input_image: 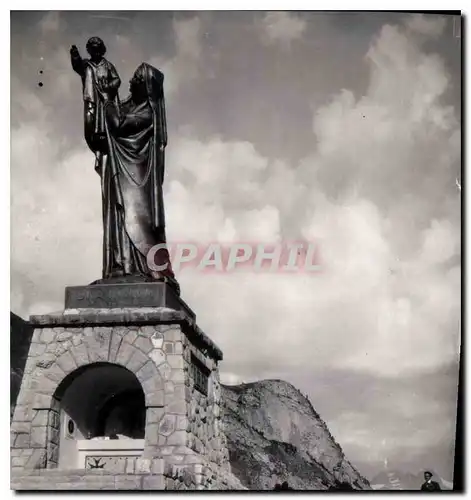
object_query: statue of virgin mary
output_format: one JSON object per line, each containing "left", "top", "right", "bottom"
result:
{"left": 97, "top": 62, "right": 179, "bottom": 294}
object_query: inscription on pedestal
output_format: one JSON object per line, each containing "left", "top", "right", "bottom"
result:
{"left": 65, "top": 283, "right": 195, "bottom": 319}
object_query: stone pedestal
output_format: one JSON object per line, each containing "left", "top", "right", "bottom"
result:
{"left": 65, "top": 282, "right": 195, "bottom": 319}
{"left": 10, "top": 285, "right": 245, "bottom": 490}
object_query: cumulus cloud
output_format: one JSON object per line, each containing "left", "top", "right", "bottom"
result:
{"left": 10, "top": 12, "right": 460, "bottom": 479}
{"left": 405, "top": 13, "right": 447, "bottom": 38}
{"left": 260, "top": 12, "right": 307, "bottom": 48}
{"left": 39, "top": 11, "right": 64, "bottom": 35}
{"left": 149, "top": 16, "right": 205, "bottom": 98}
{"left": 158, "top": 19, "right": 460, "bottom": 379}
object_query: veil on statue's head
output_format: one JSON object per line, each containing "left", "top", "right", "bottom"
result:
{"left": 131, "top": 62, "right": 167, "bottom": 185}
{"left": 133, "top": 62, "right": 164, "bottom": 104}
{"left": 132, "top": 62, "right": 167, "bottom": 148}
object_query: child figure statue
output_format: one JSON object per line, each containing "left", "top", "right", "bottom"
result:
{"left": 70, "top": 37, "right": 121, "bottom": 173}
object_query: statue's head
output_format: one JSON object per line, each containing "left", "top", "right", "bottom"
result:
{"left": 424, "top": 471, "right": 433, "bottom": 481}
{"left": 129, "top": 70, "right": 146, "bottom": 100}
{"left": 130, "top": 63, "right": 164, "bottom": 102}
{"left": 86, "top": 37, "right": 106, "bottom": 60}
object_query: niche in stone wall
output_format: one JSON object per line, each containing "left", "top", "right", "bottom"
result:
{"left": 54, "top": 362, "right": 146, "bottom": 469}
{"left": 57, "top": 362, "right": 146, "bottom": 439}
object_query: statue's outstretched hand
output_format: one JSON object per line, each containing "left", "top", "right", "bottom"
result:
{"left": 70, "top": 45, "right": 80, "bottom": 56}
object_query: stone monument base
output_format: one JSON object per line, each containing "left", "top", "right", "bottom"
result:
{"left": 10, "top": 305, "right": 244, "bottom": 490}
{"left": 65, "top": 282, "right": 195, "bottom": 319}
{"left": 11, "top": 458, "right": 245, "bottom": 490}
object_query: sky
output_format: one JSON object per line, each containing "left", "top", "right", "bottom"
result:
{"left": 10, "top": 11, "right": 461, "bottom": 481}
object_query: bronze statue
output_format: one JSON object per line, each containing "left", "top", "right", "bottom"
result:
{"left": 70, "top": 41, "right": 179, "bottom": 293}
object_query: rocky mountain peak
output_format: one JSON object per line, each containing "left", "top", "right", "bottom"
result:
{"left": 222, "top": 379, "right": 370, "bottom": 490}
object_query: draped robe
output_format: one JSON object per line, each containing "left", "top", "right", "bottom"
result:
{"left": 101, "top": 64, "right": 175, "bottom": 285}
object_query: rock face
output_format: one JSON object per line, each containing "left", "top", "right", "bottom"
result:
{"left": 10, "top": 312, "right": 34, "bottom": 418}
{"left": 222, "top": 380, "right": 370, "bottom": 490}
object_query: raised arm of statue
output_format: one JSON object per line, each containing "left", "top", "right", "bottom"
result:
{"left": 70, "top": 45, "right": 85, "bottom": 77}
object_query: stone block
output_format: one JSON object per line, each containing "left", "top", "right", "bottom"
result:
{"left": 113, "top": 326, "right": 129, "bottom": 336}
{"left": 12, "top": 432, "right": 30, "bottom": 448}
{"left": 27, "top": 449, "right": 47, "bottom": 469}
{"left": 167, "top": 430, "right": 187, "bottom": 446}
{"left": 183, "top": 454, "right": 204, "bottom": 465}
{"left": 125, "top": 458, "right": 135, "bottom": 474}
{"left": 34, "top": 376, "right": 56, "bottom": 394}
{"left": 30, "top": 343, "right": 47, "bottom": 357}
{"left": 44, "top": 365, "right": 65, "bottom": 384}
{"left": 115, "top": 342, "right": 135, "bottom": 367}
{"left": 174, "top": 342, "right": 183, "bottom": 355}
{"left": 170, "top": 368, "right": 185, "bottom": 384}
{"left": 135, "top": 458, "right": 152, "bottom": 474}
{"left": 158, "top": 362, "right": 172, "bottom": 380}
{"left": 167, "top": 354, "right": 184, "bottom": 370}
{"left": 139, "top": 325, "right": 157, "bottom": 336}
{"left": 159, "top": 414, "right": 176, "bottom": 436}
{"left": 134, "top": 336, "right": 154, "bottom": 356}
{"left": 30, "top": 426, "right": 47, "bottom": 448}
{"left": 136, "top": 360, "right": 157, "bottom": 383}
{"left": 124, "top": 329, "right": 138, "bottom": 345}
{"left": 145, "top": 423, "right": 159, "bottom": 446}
{"left": 150, "top": 332, "right": 164, "bottom": 349}
{"left": 94, "top": 326, "right": 113, "bottom": 341}
{"left": 11, "top": 455, "right": 30, "bottom": 468}
{"left": 159, "top": 446, "right": 174, "bottom": 456}
{"left": 108, "top": 334, "right": 123, "bottom": 362}
{"left": 56, "top": 330, "right": 73, "bottom": 342}
{"left": 56, "top": 350, "right": 77, "bottom": 375}
{"left": 70, "top": 343, "right": 90, "bottom": 366}
{"left": 146, "top": 407, "right": 165, "bottom": 424}
{"left": 115, "top": 476, "right": 142, "bottom": 490}
{"left": 31, "top": 410, "right": 49, "bottom": 427}
{"left": 152, "top": 459, "right": 165, "bottom": 475}
{"left": 166, "top": 400, "right": 187, "bottom": 415}
{"left": 168, "top": 454, "right": 185, "bottom": 463}
{"left": 141, "top": 375, "right": 164, "bottom": 394}
{"left": 146, "top": 390, "right": 165, "bottom": 407}
{"left": 39, "top": 328, "right": 56, "bottom": 344}
{"left": 11, "top": 421, "right": 31, "bottom": 433}
{"left": 149, "top": 348, "right": 166, "bottom": 367}
{"left": 35, "top": 355, "right": 55, "bottom": 369}
{"left": 176, "top": 415, "right": 189, "bottom": 431}
{"left": 82, "top": 326, "right": 94, "bottom": 337}
{"left": 72, "top": 335, "right": 82, "bottom": 346}
{"left": 32, "top": 393, "right": 52, "bottom": 410}
{"left": 164, "top": 328, "right": 182, "bottom": 342}
{"left": 164, "top": 381, "right": 175, "bottom": 394}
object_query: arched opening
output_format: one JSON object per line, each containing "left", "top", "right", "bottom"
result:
{"left": 52, "top": 362, "right": 147, "bottom": 470}
{"left": 55, "top": 362, "right": 146, "bottom": 439}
